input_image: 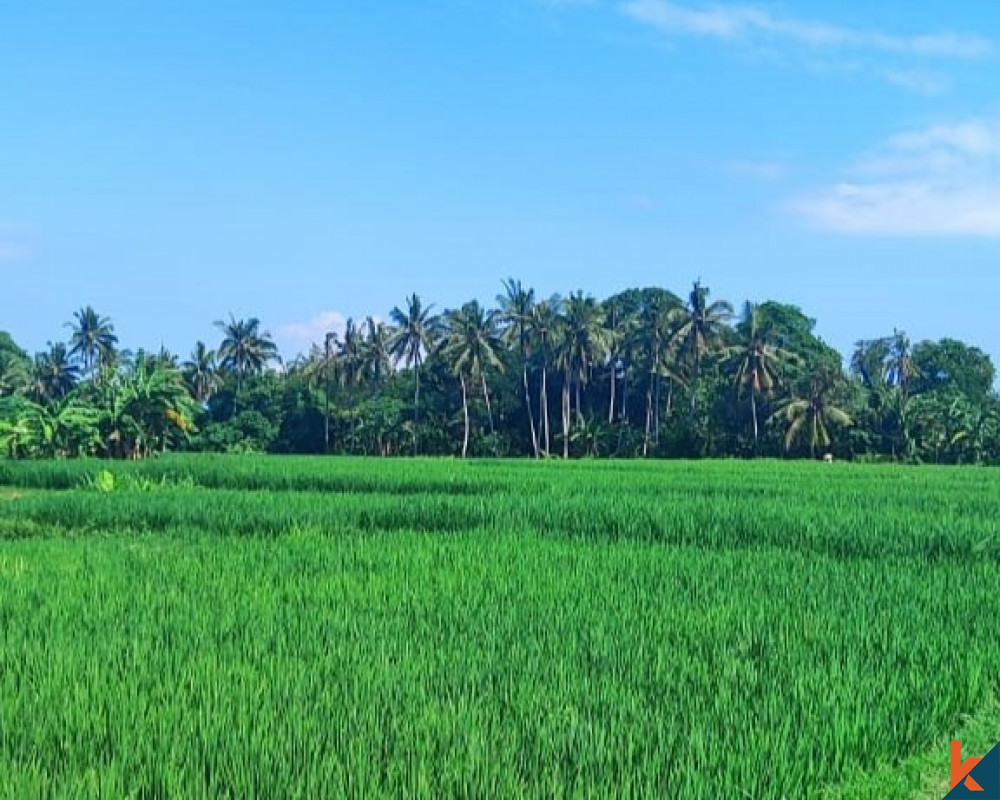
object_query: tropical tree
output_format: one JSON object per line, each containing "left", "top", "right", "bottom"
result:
{"left": 526, "top": 297, "right": 562, "bottom": 456}
{"left": 30, "top": 343, "right": 80, "bottom": 403}
{"left": 771, "top": 367, "right": 852, "bottom": 457}
{"left": 388, "top": 294, "right": 440, "bottom": 454}
{"left": 215, "top": 315, "right": 280, "bottom": 390}
{"left": 723, "top": 302, "right": 801, "bottom": 445}
{"left": 0, "top": 350, "right": 29, "bottom": 398}
{"left": 497, "top": 278, "right": 539, "bottom": 457}
{"left": 439, "top": 301, "right": 504, "bottom": 457}
{"left": 633, "top": 296, "right": 687, "bottom": 456}
{"left": 668, "top": 281, "right": 733, "bottom": 415}
{"left": 183, "top": 341, "right": 221, "bottom": 403}
{"left": 556, "top": 292, "right": 610, "bottom": 456}
{"left": 360, "top": 317, "right": 394, "bottom": 392}
{"left": 67, "top": 306, "right": 118, "bottom": 379}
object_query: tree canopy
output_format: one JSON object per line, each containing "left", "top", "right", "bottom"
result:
{"left": 1, "top": 282, "right": 997, "bottom": 463}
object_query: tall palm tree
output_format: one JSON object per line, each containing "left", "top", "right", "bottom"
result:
{"left": 214, "top": 315, "right": 280, "bottom": 390}
{"left": 31, "top": 342, "right": 80, "bottom": 403}
{"left": 183, "top": 341, "right": 221, "bottom": 403}
{"left": 338, "top": 318, "right": 365, "bottom": 390}
{"left": 440, "top": 301, "right": 504, "bottom": 457}
{"left": 557, "top": 292, "right": 610, "bottom": 457}
{"left": 360, "top": 317, "right": 394, "bottom": 391}
{"left": 771, "top": 368, "right": 853, "bottom": 457}
{"left": 497, "top": 278, "right": 539, "bottom": 457}
{"left": 526, "top": 297, "right": 562, "bottom": 456}
{"left": 66, "top": 306, "right": 118, "bottom": 379}
{"left": 668, "top": 281, "right": 734, "bottom": 416}
{"left": 633, "top": 297, "right": 686, "bottom": 456}
{"left": 388, "top": 294, "right": 440, "bottom": 454}
{"left": 724, "top": 302, "right": 801, "bottom": 444}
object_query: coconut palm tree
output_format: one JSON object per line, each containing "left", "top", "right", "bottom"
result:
{"left": 724, "top": 302, "right": 801, "bottom": 445}
{"left": 668, "top": 281, "right": 734, "bottom": 416}
{"left": 360, "top": 317, "right": 394, "bottom": 391}
{"left": 0, "top": 350, "right": 29, "bottom": 398}
{"left": 183, "top": 341, "right": 221, "bottom": 403}
{"left": 497, "top": 278, "right": 539, "bottom": 457}
{"left": 556, "top": 292, "right": 610, "bottom": 456}
{"left": 439, "top": 301, "right": 504, "bottom": 457}
{"left": 31, "top": 342, "right": 80, "bottom": 403}
{"left": 771, "top": 367, "right": 852, "bottom": 457}
{"left": 526, "top": 297, "right": 562, "bottom": 456}
{"left": 67, "top": 306, "right": 118, "bottom": 379}
{"left": 632, "top": 297, "right": 687, "bottom": 455}
{"left": 388, "top": 294, "right": 440, "bottom": 454}
{"left": 214, "top": 315, "right": 280, "bottom": 390}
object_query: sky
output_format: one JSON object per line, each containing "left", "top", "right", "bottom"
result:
{"left": 2, "top": 0, "right": 999, "bottom": 368}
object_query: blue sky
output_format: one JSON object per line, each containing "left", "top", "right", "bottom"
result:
{"left": 2, "top": 0, "right": 999, "bottom": 367}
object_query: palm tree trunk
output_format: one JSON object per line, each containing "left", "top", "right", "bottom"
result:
{"left": 574, "top": 380, "right": 582, "bottom": 428}
{"left": 751, "top": 391, "right": 759, "bottom": 445}
{"left": 654, "top": 373, "right": 661, "bottom": 445}
{"left": 643, "top": 383, "right": 653, "bottom": 457}
{"left": 481, "top": 374, "right": 496, "bottom": 454}
{"left": 460, "top": 373, "right": 469, "bottom": 458}
{"left": 412, "top": 363, "right": 420, "bottom": 456}
{"left": 608, "top": 363, "right": 616, "bottom": 424}
{"left": 562, "top": 373, "right": 571, "bottom": 458}
{"left": 523, "top": 363, "right": 539, "bottom": 457}
{"left": 540, "top": 364, "right": 551, "bottom": 455}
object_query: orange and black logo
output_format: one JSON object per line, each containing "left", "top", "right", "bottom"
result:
{"left": 946, "top": 741, "right": 1000, "bottom": 798}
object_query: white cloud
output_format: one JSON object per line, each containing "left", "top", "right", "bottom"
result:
{"left": 276, "top": 310, "right": 347, "bottom": 353}
{"left": 622, "top": 1, "right": 993, "bottom": 59}
{"left": 882, "top": 69, "right": 948, "bottom": 96}
{"left": 794, "top": 120, "right": 1000, "bottom": 236}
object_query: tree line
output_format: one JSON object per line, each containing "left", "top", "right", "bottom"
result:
{"left": 1, "top": 281, "right": 997, "bottom": 463}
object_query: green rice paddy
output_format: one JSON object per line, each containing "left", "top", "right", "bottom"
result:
{"left": 1, "top": 456, "right": 997, "bottom": 798}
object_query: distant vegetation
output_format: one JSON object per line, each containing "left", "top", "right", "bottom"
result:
{"left": 1, "top": 280, "right": 997, "bottom": 462}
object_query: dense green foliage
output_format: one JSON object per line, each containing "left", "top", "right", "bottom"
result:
{"left": 1, "top": 457, "right": 998, "bottom": 797}
{"left": 2, "top": 285, "right": 998, "bottom": 461}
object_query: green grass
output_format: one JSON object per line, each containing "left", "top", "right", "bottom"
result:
{"left": 0, "top": 457, "right": 997, "bottom": 798}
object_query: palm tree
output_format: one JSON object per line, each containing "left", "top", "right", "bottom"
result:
{"left": 338, "top": 318, "right": 365, "bottom": 390}
{"left": 724, "top": 302, "right": 801, "bottom": 445}
{"left": 214, "top": 315, "right": 280, "bottom": 390}
{"left": 668, "top": 281, "right": 734, "bottom": 416}
{"left": 31, "top": 342, "right": 80, "bottom": 403}
{"left": 633, "top": 297, "right": 687, "bottom": 456}
{"left": 388, "top": 294, "right": 440, "bottom": 454}
{"left": 557, "top": 292, "right": 610, "bottom": 457}
{"left": 439, "top": 301, "right": 504, "bottom": 457}
{"left": 771, "top": 368, "right": 852, "bottom": 458}
{"left": 360, "top": 317, "right": 394, "bottom": 391}
{"left": 0, "top": 350, "right": 29, "bottom": 398}
{"left": 526, "top": 297, "right": 562, "bottom": 456}
{"left": 66, "top": 306, "right": 118, "bottom": 379}
{"left": 183, "top": 341, "right": 221, "bottom": 403}
{"left": 497, "top": 278, "right": 539, "bottom": 457}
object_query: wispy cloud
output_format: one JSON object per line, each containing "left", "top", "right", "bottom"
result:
{"left": 794, "top": 120, "right": 1000, "bottom": 236}
{"left": 276, "top": 310, "right": 347, "bottom": 354}
{"left": 622, "top": 1, "right": 993, "bottom": 60}
{"left": 882, "top": 69, "right": 948, "bottom": 96}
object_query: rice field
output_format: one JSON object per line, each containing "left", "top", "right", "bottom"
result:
{"left": 1, "top": 456, "right": 998, "bottom": 798}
